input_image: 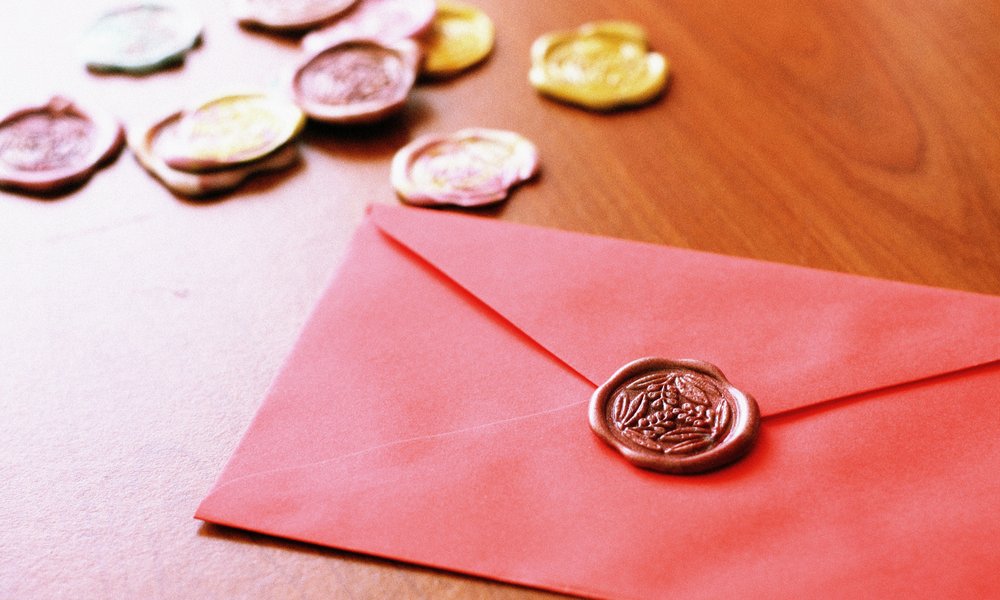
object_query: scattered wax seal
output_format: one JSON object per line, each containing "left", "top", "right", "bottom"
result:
{"left": 589, "top": 358, "right": 759, "bottom": 474}
{"left": 130, "top": 111, "right": 300, "bottom": 197}
{"left": 391, "top": 128, "right": 538, "bottom": 207}
{"left": 79, "top": 4, "right": 202, "bottom": 74}
{"left": 158, "top": 93, "right": 306, "bottom": 173}
{"left": 291, "top": 38, "right": 420, "bottom": 124}
{"left": 232, "top": 0, "right": 358, "bottom": 33}
{"left": 529, "top": 21, "right": 669, "bottom": 111}
{"left": 0, "top": 96, "right": 124, "bottom": 194}
{"left": 421, "top": 0, "right": 494, "bottom": 78}
{"left": 302, "top": 0, "right": 436, "bottom": 52}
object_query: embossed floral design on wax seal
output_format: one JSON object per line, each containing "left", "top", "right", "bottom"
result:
{"left": 589, "top": 358, "right": 760, "bottom": 474}
{"left": 612, "top": 369, "right": 732, "bottom": 454}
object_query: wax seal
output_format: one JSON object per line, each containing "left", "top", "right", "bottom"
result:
{"left": 529, "top": 21, "right": 669, "bottom": 111}
{"left": 589, "top": 358, "right": 759, "bottom": 474}
{"left": 159, "top": 93, "right": 305, "bottom": 173}
{"left": 291, "top": 38, "right": 420, "bottom": 124}
{"left": 79, "top": 4, "right": 202, "bottom": 74}
{"left": 302, "top": 0, "right": 436, "bottom": 52}
{"left": 0, "top": 96, "right": 124, "bottom": 194}
{"left": 232, "top": 0, "right": 358, "bottom": 33}
{"left": 421, "top": 0, "right": 494, "bottom": 78}
{"left": 390, "top": 128, "right": 538, "bottom": 207}
{"left": 130, "top": 110, "right": 300, "bottom": 197}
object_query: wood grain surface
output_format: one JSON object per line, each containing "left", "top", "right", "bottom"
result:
{"left": 1, "top": 0, "right": 997, "bottom": 598}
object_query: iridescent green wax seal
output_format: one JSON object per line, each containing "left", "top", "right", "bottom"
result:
{"left": 79, "top": 4, "right": 202, "bottom": 74}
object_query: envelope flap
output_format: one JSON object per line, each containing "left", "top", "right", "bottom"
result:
{"left": 370, "top": 205, "right": 1000, "bottom": 416}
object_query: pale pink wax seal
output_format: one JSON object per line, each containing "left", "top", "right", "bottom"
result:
{"left": 391, "top": 128, "right": 540, "bottom": 207}
{"left": 302, "top": 0, "right": 436, "bottom": 51}
{"left": 233, "top": 0, "right": 359, "bottom": 32}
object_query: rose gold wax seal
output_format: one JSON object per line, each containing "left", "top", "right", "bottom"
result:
{"left": 0, "top": 96, "right": 123, "bottom": 194}
{"left": 291, "top": 38, "right": 420, "bottom": 124}
{"left": 590, "top": 358, "right": 759, "bottom": 474}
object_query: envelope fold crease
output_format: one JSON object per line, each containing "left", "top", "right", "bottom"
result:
{"left": 369, "top": 204, "right": 1000, "bottom": 416}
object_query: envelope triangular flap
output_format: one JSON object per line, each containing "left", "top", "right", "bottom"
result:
{"left": 370, "top": 205, "right": 1000, "bottom": 416}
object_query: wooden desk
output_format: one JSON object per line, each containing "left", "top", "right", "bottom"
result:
{"left": 2, "top": 0, "right": 997, "bottom": 597}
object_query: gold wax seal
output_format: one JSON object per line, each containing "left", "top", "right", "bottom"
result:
{"left": 421, "top": 0, "right": 495, "bottom": 78}
{"left": 529, "top": 21, "right": 668, "bottom": 111}
{"left": 162, "top": 94, "right": 306, "bottom": 173}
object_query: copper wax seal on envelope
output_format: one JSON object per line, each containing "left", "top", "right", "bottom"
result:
{"left": 590, "top": 358, "right": 759, "bottom": 474}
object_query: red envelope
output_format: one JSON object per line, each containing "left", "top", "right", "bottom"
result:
{"left": 197, "top": 205, "right": 1000, "bottom": 599}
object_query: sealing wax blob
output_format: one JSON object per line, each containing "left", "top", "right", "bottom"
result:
{"left": 0, "top": 96, "right": 123, "bottom": 194}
